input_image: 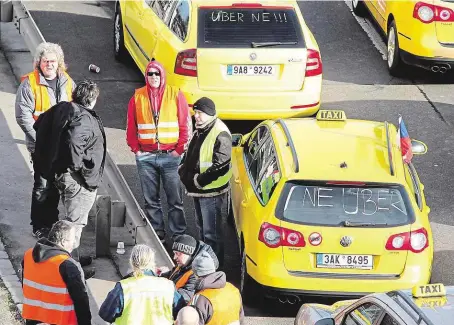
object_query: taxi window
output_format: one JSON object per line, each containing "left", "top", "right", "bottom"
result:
{"left": 275, "top": 182, "right": 414, "bottom": 226}
{"left": 406, "top": 163, "right": 423, "bottom": 210}
{"left": 169, "top": 0, "right": 190, "bottom": 41}
{"left": 343, "top": 303, "right": 383, "bottom": 325}
{"left": 380, "top": 314, "right": 400, "bottom": 325}
{"left": 197, "top": 7, "right": 305, "bottom": 48}
{"left": 151, "top": 0, "right": 174, "bottom": 21}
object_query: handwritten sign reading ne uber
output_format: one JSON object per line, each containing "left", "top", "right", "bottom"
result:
{"left": 208, "top": 10, "right": 290, "bottom": 24}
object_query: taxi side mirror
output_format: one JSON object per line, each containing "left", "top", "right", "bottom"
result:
{"left": 411, "top": 139, "right": 428, "bottom": 155}
{"left": 232, "top": 134, "right": 243, "bottom": 147}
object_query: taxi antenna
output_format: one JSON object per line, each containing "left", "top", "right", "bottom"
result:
{"left": 277, "top": 119, "right": 299, "bottom": 173}
{"left": 385, "top": 121, "right": 395, "bottom": 176}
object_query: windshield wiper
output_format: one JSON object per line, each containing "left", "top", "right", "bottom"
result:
{"left": 342, "top": 220, "right": 388, "bottom": 227}
{"left": 251, "top": 41, "right": 297, "bottom": 48}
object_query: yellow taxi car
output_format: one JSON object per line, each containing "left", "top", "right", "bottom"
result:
{"left": 113, "top": 0, "right": 322, "bottom": 120}
{"left": 295, "top": 283, "right": 453, "bottom": 325}
{"left": 352, "top": 0, "right": 454, "bottom": 75}
{"left": 230, "top": 110, "right": 433, "bottom": 304}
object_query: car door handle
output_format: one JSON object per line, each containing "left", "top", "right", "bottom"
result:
{"left": 234, "top": 178, "right": 241, "bottom": 184}
{"left": 241, "top": 199, "right": 248, "bottom": 207}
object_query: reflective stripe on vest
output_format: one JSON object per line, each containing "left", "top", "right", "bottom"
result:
{"left": 134, "top": 86, "right": 179, "bottom": 145}
{"left": 199, "top": 119, "right": 232, "bottom": 190}
{"left": 190, "top": 282, "right": 241, "bottom": 325}
{"left": 115, "top": 276, "right": 174, "bottom": 325}
{"left": 22, "top": 248, "right": 77, "bottom": 325}
{"left": 21, "top": 70, "right": 73, "bottom": 120}
{"left": 170, "top": 268, "right": 194, "bottom": 290}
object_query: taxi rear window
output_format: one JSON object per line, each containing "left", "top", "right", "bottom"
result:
{"left": 275, "top": 181, "right": 414, "bottom": 227}
{"left": 197, "top": 7, "right": 305, "bottom": 48}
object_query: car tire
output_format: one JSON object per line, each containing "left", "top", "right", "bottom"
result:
{"left": 114, "top": 7, "right": 128, "bottom": 62}
{"left": 352, "top": 0, "right": 367, "bottom": 16}
{"left": 240, "top": 243, "right": 262, "bottom": 306}
{"left": 387, "top": 20, "right": 404, "bottom": 77}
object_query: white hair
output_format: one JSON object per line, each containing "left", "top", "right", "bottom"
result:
{"left": 130, "top": 244, "right": 155, "bottom": 277}
{"left": 176, "top": 306, "right": 200, "bottom": 325}
{"left": 33, "top": 42, "right": 67, "bottom": 72}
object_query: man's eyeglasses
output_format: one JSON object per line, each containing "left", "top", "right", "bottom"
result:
{"left": 147, "top": 71, "right": 160, "bottom": 77}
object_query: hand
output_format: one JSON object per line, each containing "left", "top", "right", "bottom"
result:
{"left": 156, "top": 266, "right": 170, "bottom": 275}
{"left": 170, "top": 150, "right": 180, "bottom": 157}
{"left": 135, "top": 151, "right": 144, "bottom": 156}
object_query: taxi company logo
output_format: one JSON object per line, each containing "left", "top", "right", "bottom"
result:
{"left": 250, "top": 53, "right": 257, "bottom": 61}
{"left": 340, "top": 236, "right": 353, "bottom": 247}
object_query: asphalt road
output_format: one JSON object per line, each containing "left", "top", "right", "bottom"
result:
{"left": 25, "top": 0, "right": 454, "bottom": 322}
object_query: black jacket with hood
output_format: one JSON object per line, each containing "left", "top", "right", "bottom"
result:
{"left": 161, "top": 240, "right": 219, "bottom": 303}
{"left": 178, "top": 118, "right": 232, "bottom": 197}
{"left": 191, "top": 271, "right": 244, "bottom": 325}
{"left": 34, "top": 101, "right": 106, "bottom": 190}
{"left": 21, "top": 238, "right": 92, "bottom": 324}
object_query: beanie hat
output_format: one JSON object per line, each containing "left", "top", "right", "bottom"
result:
{"left": 193, "top": 97, "right": 216, "bottom": 116}
{"left": 172, "top": 234, "right": 197, "bottom": 256}
{"left": 192, "top": 251, "right": 216, "bottom": 277}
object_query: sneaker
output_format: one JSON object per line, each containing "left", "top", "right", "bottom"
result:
{"left": 32, "top": 228, "right": 50, "bottom": 239}
{"left": 83, "top": 267, "right": 96, "bottom": 280}
{"left": 79, "top": 256, "right": 93, "bottom": 267}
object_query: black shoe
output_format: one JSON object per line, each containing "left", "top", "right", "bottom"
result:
{"left": 79, "top": 256, "right": 93, "bottom": 267}
{"left": 83, "top": 267, "right": 96, "bottom": 280}
{"left": 32, "top": 228, "right": 50, "bottom": 239}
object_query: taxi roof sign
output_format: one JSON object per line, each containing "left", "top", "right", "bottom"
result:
{"left": 316, "top": 110, "right": 347, "bottom": 121}
{"left": 412, "top": 283, "right": 446, "bottom": 298}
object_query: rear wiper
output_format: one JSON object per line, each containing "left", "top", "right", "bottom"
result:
{"left": 251, "top": 41, "right": 297, "bottom": 48}
{"left": 342, "top": 220, "right": 388, "bottom": 227}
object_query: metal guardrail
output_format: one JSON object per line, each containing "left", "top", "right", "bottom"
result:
{"left": 11, "top": 0, "right": 173, "bottom": 268}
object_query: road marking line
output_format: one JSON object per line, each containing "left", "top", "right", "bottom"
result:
{"left": 344, "top": 0, "right": 388, "bottom": 61}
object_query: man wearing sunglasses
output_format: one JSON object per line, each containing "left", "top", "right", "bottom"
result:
{"left": 126, "top": 59, "right": 191, "bottom": 244}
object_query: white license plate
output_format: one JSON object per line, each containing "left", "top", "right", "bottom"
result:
{"left": 227, "top": 65, "right": 276, "bottom": 76}
{"left": 316, "top": 254, "right": 373, "bottom": 270}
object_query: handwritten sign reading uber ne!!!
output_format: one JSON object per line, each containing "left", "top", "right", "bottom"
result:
{"left": 297, "top": 187, "right": 407, "bottom": 216}
{"left": 209, "top": 10, "right": 289, "bottom": 23}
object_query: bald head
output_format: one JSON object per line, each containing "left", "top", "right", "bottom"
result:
{"left": 176, "top": 306, "right": 200, "bottom": 325}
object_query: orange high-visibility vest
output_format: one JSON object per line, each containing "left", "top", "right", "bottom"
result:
{"left": 22, "top": 248, "right": 77, "bottom": 325}
{"left": 134, "top": 86, "right": 180, "bottom": 145}
{"left": 170, "top": 267, "right": 194, "bottom": 290}
{"left": 21, "top": 70, "right": 73, "bottom": 120}
{"left": 190, "top": 282, "right": 241, "bottom": 325}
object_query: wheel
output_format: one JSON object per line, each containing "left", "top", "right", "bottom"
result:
{"left": 240, "top": 243, "right": 262, "bottom": 306}
{"left": 114, "top": 7, "right": 128, "bottom": 62}
{"left": 352, "top": 0, "right": 367, "bottom": 16}
{"left": 387, "top": 20, "right": 404, "bottom": 76}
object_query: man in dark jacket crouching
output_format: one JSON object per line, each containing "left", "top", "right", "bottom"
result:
{"left": 34, "top": 80, "right": 106, "bottom": 275}
{"left": 178, "top": 98, "right": 232, "bottom": 268}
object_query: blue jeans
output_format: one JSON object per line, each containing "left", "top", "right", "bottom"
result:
{"left": 136, "top": 152, "right": 186, "bottom": 239}
{"left": 193, "top": 192, "right": 228, "bottom": 267}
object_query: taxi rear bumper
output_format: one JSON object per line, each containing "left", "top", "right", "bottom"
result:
{"left": 400, "top": 50, "right": 454, "bottom": 72}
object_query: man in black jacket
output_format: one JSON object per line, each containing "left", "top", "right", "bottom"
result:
{"left": 158, "top": 234, "right": 219, "bottom": 304}
{"left": 22, "top": 220, "right": 92, "bottom": 325}
{"left": 34, "top": 80, "right": 106, "bottom": 273}
{"left": 178, "top": 98, "right": 232, "bottom": 267}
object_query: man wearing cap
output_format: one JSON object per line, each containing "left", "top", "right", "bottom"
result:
{"left": 189, "top": 251, "right": 244, "bottom": 325}
{"left": 158, "top": 234, "right": 219, "bottom": 304}
{"left": 178, "top": 97, "right": 232, "bottom": 267}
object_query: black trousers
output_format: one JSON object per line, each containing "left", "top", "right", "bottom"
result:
{"left": 30, "top": 153, "right": 60, "bottom": 231}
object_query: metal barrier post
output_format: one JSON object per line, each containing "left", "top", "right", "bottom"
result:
{"left": 1, "top": 0, "right": 13, "bottom": 22}
{"left": 95, "top": 195, "right": 111, "bottom": 257}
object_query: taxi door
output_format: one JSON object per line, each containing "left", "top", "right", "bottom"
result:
{"left": 123, "top": 0, "right": 150, "bottom": 71}
{"left": 141, "top": 0, "right": 174, "bottom": 65}
{"left": 374, "top": 0, "right": 386, "bottom": 30}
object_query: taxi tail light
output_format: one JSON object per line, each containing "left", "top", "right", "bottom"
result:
{"left": 413, "top": 2, "right": 454, "bottom": 23}
{"left": 385, "top": 227, "right": 429, "bottom": 253}
{"left": 305, "top": 49, "right": 322, "bottom": 77}
{"left": 175, "top": 49, "right": 197, "bottom": 77}
{"left": 258, "top": 222, "right": 306, "bottom": 248}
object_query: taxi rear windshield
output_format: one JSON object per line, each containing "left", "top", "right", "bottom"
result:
{"left": 275, "top": 182, "right": 414, "bottom": 227}
{"left": 197, "top": 7, "right": 305, "bottom": 48}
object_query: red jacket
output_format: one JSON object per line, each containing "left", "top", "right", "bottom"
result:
{"left": 126, "top": 60, "right": 191, "bottom": 155}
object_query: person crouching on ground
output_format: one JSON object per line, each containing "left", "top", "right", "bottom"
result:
{"left": 99, "top": 244, "right": 185, "bottom": 324}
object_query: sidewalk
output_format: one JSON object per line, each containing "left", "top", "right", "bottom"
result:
{"left": 0, "top": 21, "right": 121, "bottom": 324}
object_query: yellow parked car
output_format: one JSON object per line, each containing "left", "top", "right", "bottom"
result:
{"left": 113, "top": 0, "right": 322, "bottom": 120}
{"left": 230, "top": 110, "right": 432, "bottom": 304}
{"left": 352, "top": 0, "right": 454, "bottom": 75}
